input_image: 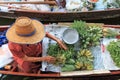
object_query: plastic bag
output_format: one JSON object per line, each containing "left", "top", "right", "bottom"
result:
{"left": 0, "top": 44, "right": 13, "bottom": 68}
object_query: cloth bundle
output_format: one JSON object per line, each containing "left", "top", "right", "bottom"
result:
{"left": 0, "top": 30, "right": 8, "bottom": 47}
{"left": 0, "top": 44, "right": 13, "bottom": 68}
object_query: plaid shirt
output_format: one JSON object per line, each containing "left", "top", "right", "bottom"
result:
{"left": 8, "top": 41, "right": 42, "bottom": 73}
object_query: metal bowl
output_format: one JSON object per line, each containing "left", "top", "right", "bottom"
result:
{"left": 62, "top": 28, "right": 79, "bottom": 44}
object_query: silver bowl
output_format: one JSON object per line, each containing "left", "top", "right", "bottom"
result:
{"left": 62, "top": 28, "right": 79, "bottom": 44}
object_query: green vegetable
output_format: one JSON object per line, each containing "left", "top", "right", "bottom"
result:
{"left": 47, "top": 44, "right": 75, "bottom": 66}
{"left": 103, "top": 28, "right": 119, "bottom": 38}
{"left": 107, "top": 40, "right": 120, "bottom": 67}
{"left": 61, "top": 65, "right": 76, "bottom": 72}
{"left": 67, "top": 59, "right": 75, "bottom": 64}
{"left": 70, "top": 20, "right": 103, "bottom": 49}
{"left": 47, "top": 44, "right": 94, "bottom": 71}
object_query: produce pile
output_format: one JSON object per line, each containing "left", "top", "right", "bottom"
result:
{"left": 103, "top": 28, "right": 119, "bottom": 38}
{"left": 107, "top": 40, "right": 120, "bottom": 67}
{"left": 47, "top": 20, "right": 120, "bottom": 72}
{"left": 47, "top": 20, "right": 104, "bottom": 72}
{"left": 65, "top": 0, "right": 120, "bottom": 12}
{"left": 47, "top": 44, "right": 94, "bottom": 72}
{"left": 70, "top": 20, "right": 103, "bottom": 49}
{"left": 66, "top": 0, "right": 95, "bottom": 12}
{"left": 75, "top": 49, "right": 94, "bottom": 70}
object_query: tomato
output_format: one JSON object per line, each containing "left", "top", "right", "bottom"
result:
{"left": 88, "top": 0, "right": 98, "bottom": 3}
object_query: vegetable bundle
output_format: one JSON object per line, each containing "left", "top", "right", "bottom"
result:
{"left": 47, "top": 44, "right": 94, "bottom": 72}
{"left": 70, "top": 20, "right": 103, "bottom": 49}
{"left": 107, "top": 40, "right": 120, "bottom": 67}
{"left": 47, "top": 20, "right": 105, "bottom": 72}
{"left": 75, "top": 49, "right": 94, "bottom": 70}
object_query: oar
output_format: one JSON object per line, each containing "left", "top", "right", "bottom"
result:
{"left": 0, "top": 1, "right": 57, "bottom": 5}
{"left": 0, "top": 4, "right": 33, "bottom": 10}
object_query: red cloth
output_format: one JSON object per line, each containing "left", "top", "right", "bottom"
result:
{"left": 8, "top": 42, "right": 42, "bottom": 73}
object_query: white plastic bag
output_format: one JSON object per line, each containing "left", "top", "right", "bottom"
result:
{"left": 0, "top": 44, "right": 13, "bottom": 68}
{"left": 90, "top": 38, "right": 119, "bottom": 70}
{"left": 102, "top": 38, "right": 119, "bottom": 70}
{"left": 65, "top": 0, "right": 83, "bottom": 10}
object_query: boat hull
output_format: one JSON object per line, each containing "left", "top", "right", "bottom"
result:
{"left": 0, "top": 24, "right": 120, "bottom": 78}
{"left": 0, "top": 8, "right": 120, "bottom": 23}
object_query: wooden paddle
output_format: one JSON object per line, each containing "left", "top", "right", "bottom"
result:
{"left": 0, "top": 1, "right": 57, "bottom": 5}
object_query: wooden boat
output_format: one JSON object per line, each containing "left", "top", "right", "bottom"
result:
{"left": 0, "top": 8, "right": 120, "bottom": 23}
{"left": 0, "top": 24, "right": 120, "bottom": 79}
{"left": 0, "top": 0, "right": 120, "bottom": 24}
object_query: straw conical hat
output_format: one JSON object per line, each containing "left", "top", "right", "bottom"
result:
{"left": 6, "top": 17, "right": 45, "bottom": 44}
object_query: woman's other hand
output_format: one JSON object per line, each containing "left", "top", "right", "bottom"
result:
{"left": 43, "top": 56, "right": 56, "bottom": 64}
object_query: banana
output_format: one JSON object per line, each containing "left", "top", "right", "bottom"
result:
{"left": 75, "top": 61, "right": 83, "bottom": 69}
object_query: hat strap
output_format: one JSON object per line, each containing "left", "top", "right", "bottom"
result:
{"left": 17, "top": 29, "right": 36, "bottom": 37}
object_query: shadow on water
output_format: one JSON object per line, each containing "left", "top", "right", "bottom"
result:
{"left": 86, "top": 17, "right": 120, "bottom": 25}
{"left": 0, "top": 17, "right": 120, "bottom": 25}
{"left": 0, "top": 17, "right": 15, "bottom": 25}
{"left": 0, "top": 75, "right": 35, "bottom": 80}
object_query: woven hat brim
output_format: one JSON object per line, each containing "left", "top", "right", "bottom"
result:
{"left": 6, "top": 20, "right": 45, "bottom": 44}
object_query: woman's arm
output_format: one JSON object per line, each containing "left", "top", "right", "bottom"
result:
{"left": 22, "top": 55, "right": 56, "bottom": 63}
{"left": 8, "top": 42, "right": 56, "bottom": 64}
{"left": 46, "top": 32, "right": 68, "bottom": 50}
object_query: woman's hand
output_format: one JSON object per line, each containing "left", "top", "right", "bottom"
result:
{"left": 43, "top": 56, "right": 56, "bottom": 64}
{"left": 56, "top": 39, "right": 68, "bottom": 50}
{"left": 46, "top": 32, "right": 68, "bottom": 50}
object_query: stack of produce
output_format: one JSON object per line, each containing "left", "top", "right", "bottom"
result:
{"left": 47, "top": 20, "right": 104, "bottom": 72}
{"left": 65, "top": 0, "right": 96, "bottom": 12}
{"left": 103, "top": 28, "right": 119, "bottom": 38}
{"left": 70, "top": 20, "right": 103, "bottom": 49}
{"left": 47, "top": 44, "right": 94, "bottom": 72}
{"left": 75, "top": 49, "right": 94, "bottom": 70}
{"left": 107, "top": 40, "right": 120, "bottom": 67}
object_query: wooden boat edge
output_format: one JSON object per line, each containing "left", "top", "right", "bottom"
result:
{"left": 0, "top": 8, "right": 120, "bottom": 22}
{"left": 0, "top": 24, "right": 120, "bottom": 77}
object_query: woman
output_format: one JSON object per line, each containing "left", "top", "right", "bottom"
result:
{"left": 6, "top": 17, "right": 67, "bottom": 73}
